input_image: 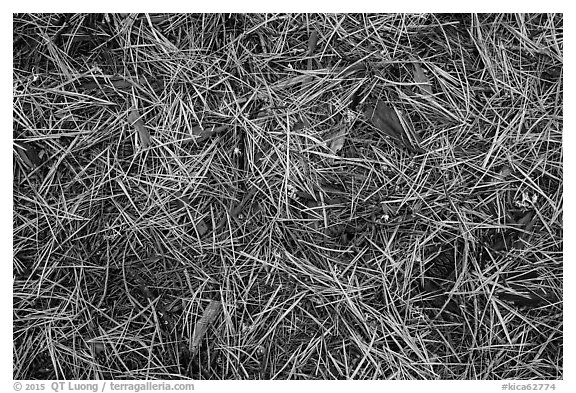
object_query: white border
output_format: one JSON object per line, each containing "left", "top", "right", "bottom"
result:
{"left": 5, "top": 7, "right": 570, "bottom": 391}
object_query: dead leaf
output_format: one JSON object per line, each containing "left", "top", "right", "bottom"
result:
{"left": 307, "top": 29, "right": 319, "bottom": 71}
{"left": 92, "top": 342, "right": 105, "bottom": 355}
{"left": 190, "top": 300, "right": 222, "bottom": 355}
{"left": 308, "top": 30, "right": 319, "bottom": 55}
{"left": 173, "top": 191, "right": 209, "bottom": 236}
{"left": 364, "top": 101, "right": 424, "bottom": 154}
{"left": 194, "top": 219, "right": 208, "bottom": 236}
{"left": 15, "top": 141, "right": 41, "bottom": 170}
{"left": 173, "top": 191, "right": 190, "bottom": 210}
{"left": 81, "top": 76, "right": 164, "bottom": 93}
{"left": 422, "top": 279, "right": 461, "bottom": 315}
{"left": 81, "top": 79, "right": 131, "bottom": 91}
{"left": 327, "top": 124, "right": 348, "bottom": 155}
{"left": 228, "top": 186, "right": 258, "bottom": 221}
{"left": 496, "top": 287, "right": 556, "bottom": 307}
{"left": 127, "top": 108, "right": 151, "bottom": 148}
{"left": 364, "top": 101, "right": 403, "bottom": 141}
{"left": 181, "top": 125, "right": 228, "bottom": 145}
{"left": 293, "top": 117, "right": 311, "bottom": 132}
{"left": 413, "top": 63, "right": 432, "bottom": 95}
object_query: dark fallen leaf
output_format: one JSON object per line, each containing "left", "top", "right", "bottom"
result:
{"left": 364, "top": 101, "right": 424, "bottom": 153}
{"left": 306, "top": 29, "right": 319, "bottom": 71}
{"left": 364, "top": 102, "right": 402, "bottom": 140}
{"left": 422, "top": 279, "right": 461, "bottom": 316}
{"left": 308, "top": 30, "right": 319, "bottom": 55}
{"left": 127, "top": 108, "right": 151, "bottom": 148}
{"left": 504, "top": 270, "right": 540, "bottom": 281}
{"left": 496, "top": 271, "right": 558, "bottom": 308}
{"left": 92, "top": 342, "right": 106, "bottom": 355}
{"left": 80, "top": 76, "right": 164, "bottom": 93}
{"left": 326, "top": 123, "right": 348, "bottom": 156}
{"left": 490, "top": 211, "right": 535, "bottom": 252}
{"left": 349, "top": 83, "right": 367, "bottom": 111}
{"left": 413, "top": 63, "right": 433, "bottom": 95}
{"left": 194, "top": 219, "right": 208, "bottom": 236}
{"left": 15, "top": 141, "right": 42, "bottom": 170}
{"left": 292, "top": 117, "right": 311, "bottom": 132}
{"left": 149, "top": 13, "right": 172, "bottom": 24}
{"left": 81, "top": 79, "right": 132, "bottom": 91}
{"left": 219, "top": 186, "right": 258, "bottom": 227}
{"left": 517, "top": 210, "right": 535, "bottom": 227}
{"left": 172, "top": 191, "right": 208, "bottom": 236}
{"left": 496, "top": 288, "right": 556, "bottom": 307}
{"left": 295, "top": 190, "right": 315, "bottom": 201}
{"left": 190, "top": 300, "right": 222, "bottom": 356}
{"left": 173, "top": 191, "right": 190, "bottom": 210}
{"left": 338, "top": 62, "right": 366, "bottom": 78}
{"left": 181, "top": 125, "right": 228, "bottom": 145}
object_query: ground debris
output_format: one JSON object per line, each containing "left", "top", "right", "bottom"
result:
{"left": 364, "top": 100, "right": 425, "bottom": 154}
{"left": 127, "top": 108, "right": 151, "bottom": 148}
{"left": 190, "top": 300, "right": 222, "bottom": 356}
{"left": 413, "top": 62, "right": 433, "bottom": 95}
{"left": 15, "top": 141, "right": 42, "bottom": 170}
{"left": 181, "top": 125, "right": 228, "bottom": 144}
